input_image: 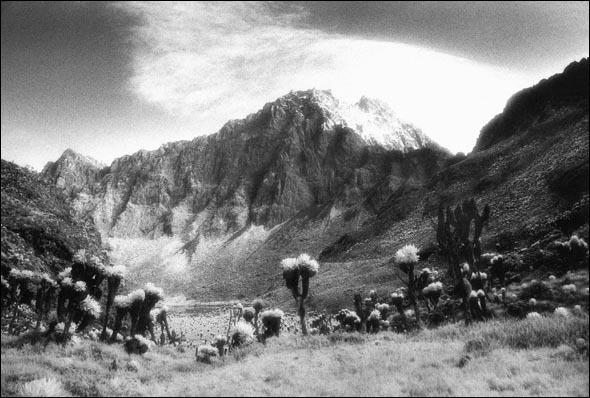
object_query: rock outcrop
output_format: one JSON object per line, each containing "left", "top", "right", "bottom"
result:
{"left": 42, "top": 148, "right": 106, "bottom": 198}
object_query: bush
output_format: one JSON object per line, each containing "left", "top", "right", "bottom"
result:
{"left": 328, "top": 332, "right": 367, "bottom": 345}
{"left": 551, "top": 344, "right": 578, "bottom": 361}
{"left": 231, "top": 342, "right": 264, "bottom": 361}
{"left": 260, "top": 309, "right": 284, "bottom": 339}
{"left": 19, "top": 377, "right": 68, "bottom": 397}
{"left": 124, "top": 335, "right": 151, "bottom": 355}
{"left": 464, "top": 337, "right": 492, "bottom": 357}
{"left": 478, "top": 315, "right": 589, "bottom": 350}
{"left": 195, "top": 345, "right": 218, "bottom": 364}
{"left": 518, "top": 280, "right": 553, "bottom": 300}
{"left": 230, "top": 322, "right": 254, "bottom": 347}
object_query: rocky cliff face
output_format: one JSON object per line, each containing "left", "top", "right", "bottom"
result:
{"left": 42, "top": 148, "right": 106, "bottom": 198}
{"left": 44, "top": 89, "right": 442, "bottom": 241}
{"left": 42, "top": 89, "right": 448, "bottom": 301}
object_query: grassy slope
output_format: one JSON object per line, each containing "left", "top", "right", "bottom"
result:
{"left": 2, "top": 315, "right": 588, "bottom": 397}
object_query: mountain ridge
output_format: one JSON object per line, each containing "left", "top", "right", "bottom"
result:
{"left": 43, "top": 89, "right": 444, "bottom": 239}
{"left": 475, "top": 57, "right": 589, "bottom": 151}
{"left": 34, "top": 59, "right": 589, "bottom": 309}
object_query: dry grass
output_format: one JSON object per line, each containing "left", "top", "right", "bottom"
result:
{"left": 2, "top": 314, "right": 588, "bottom": 397}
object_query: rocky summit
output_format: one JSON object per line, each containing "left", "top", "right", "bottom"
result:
{"left": 35, "top": 60, "right": 590, "bottom": 308}
{"left": 39, "top": 89, "right": 446, "bottom": 301}
{"left": 43, "top": 89, "right": 440, "bottom": 238}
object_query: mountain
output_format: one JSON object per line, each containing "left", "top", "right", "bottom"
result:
{"left": 475, "top": 58, "right": 589, "bottom": 151}
{"left": 41, "top": 89, "right": 448, "bottom": 301}
{"left": 1, "top": 160, "right": 104, "bottom": 277}
{"left": 42, "top": 89, "right": 443, "bottom": 241}
{"left": 283, "top": 90, "right": 436, "bottom": 151}
{"left": 42, "top": 148, "right": 106, "bottom": 198}
{"left": 41, "top": 60, "right": 589, "bottom": 309}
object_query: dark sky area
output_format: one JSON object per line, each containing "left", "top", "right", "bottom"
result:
{"left": 1, "top": 1, "right": 588, "bottom": 170}
{"left": 297, "top": 1, "right": 589, "bottom": 71}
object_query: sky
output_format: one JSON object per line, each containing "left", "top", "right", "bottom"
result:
{"left": 1, "top": 1, "right": 588, "bottom": 171}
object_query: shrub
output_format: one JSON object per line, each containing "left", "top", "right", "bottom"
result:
{"left": 114, "top": 295, "right": 132, "bottom": 309}
{"left": 80, "top": 296, "right": 102, "bottom": 319}
{"left": 242, "top": 307, "right": 255, "bottom": 323}
{"left": 367, "top": 310, "right": 381, "bottom": 333}
{"left": 328, "top": 332, "right": 366, "bottom": 345}
{"left": 230, "top": 321, "right": 255, "bottom": 347}
{"left": 551, "top": 344, "right": 578, "bottom": 361}
{"left": 554, "top": 307, "right": 570, "bottom": 317}
{"left": 212, "top": 335, "right": 227, "bottom": 356}
{"left": 422, "top": 281, "right": 444, "bottom": 307}
{"left": 19, "top": 377, "right": 67, "bottom": 397}
{"left": 518, "top": 280, "right": 553, "bottom": 300}
{"left": 335, "top": 309, "right": 361, "bottom": 331}
{"left": 506, "top": 315, "right": 586, "bottom": 349}
{"left": 562, "top": 284, "right": 577, "bottom": 294}
{"left": 260, "top": 309, "right": 284, "bottom": 339}
{"left": 124, "top": 335, "right": 151, "bottom": 355}
{"left": 465, "top": 337, "right": 492, "bottom": 357}
{"left": 252, "top": 299, "right": 265, "bottom": 313}
{"left": 526, "top": 312, "right": 542, "bottom": 319}
{"left": 196, "top": 345, "right": 218, "bottom": 363}
{"left": 144, "top": 283, "right": 164, "bottom": 301}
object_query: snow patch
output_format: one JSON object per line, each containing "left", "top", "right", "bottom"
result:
{"left": 289, "top": 89, "right": 432, "bottom": 151}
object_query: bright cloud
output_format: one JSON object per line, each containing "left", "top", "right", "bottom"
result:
{"left": 116, "top": 1, "right": 545, "bottom": 154}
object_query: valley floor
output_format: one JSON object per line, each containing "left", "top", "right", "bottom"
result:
{"left": 1, "top": 316, "right": 588, "bottom": 397}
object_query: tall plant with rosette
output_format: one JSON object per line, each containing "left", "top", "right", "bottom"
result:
{"left": 136, "top": 283, "right": 164, "bottom": 336}
{"left": 101, "top": 264, "right": 126, "bottom": 341}
{"left": 280, "top": 253, "right": 319, "bottom": 335}
{"left": 394, "top": 244, "right": 422, "bottom": 327}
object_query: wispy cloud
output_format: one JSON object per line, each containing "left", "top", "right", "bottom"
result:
{"left": 115, "top": 1, "right": 545, "bottom": 153}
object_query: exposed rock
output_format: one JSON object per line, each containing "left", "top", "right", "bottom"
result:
{"left": 42, "top": 148, "right": 106, "bottom": 198}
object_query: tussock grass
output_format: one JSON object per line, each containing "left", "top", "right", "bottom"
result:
{"left": 416, "top": 313, "right": 589, "bottom": 349}
{"left": 2, "top": 314, "right": 589, "bottom": 397}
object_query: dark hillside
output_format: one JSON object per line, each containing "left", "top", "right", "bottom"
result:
{"left": 475, "top": 57, "right": 589, "bottom": 151}
{"left": 1, "top": 160, "right": 104, "bottom": 277}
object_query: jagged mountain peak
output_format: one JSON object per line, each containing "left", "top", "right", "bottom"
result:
{"left": 42, "top": 85, "right": 450, "bottom": 242}
{"left": 253, "top": 88, "right": 436, "bottom": 152}
{"left": 206, "top": 88, "right": 437, "bottom": 153}
{"left": 55, "top": 148, "right": 106, "bottom": 169}
{"left": 42, "top": 148, "right": 106, "bottom": 197}
{"left": 356, "top": 95, "right": 394, "bottom": 116}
